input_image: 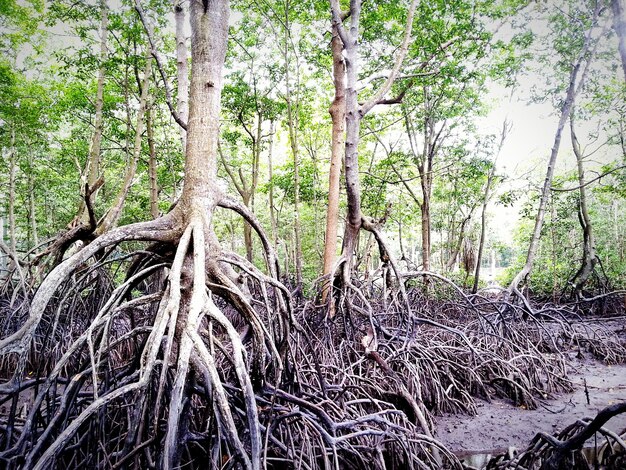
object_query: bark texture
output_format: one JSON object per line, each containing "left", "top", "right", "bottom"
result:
{"left": 322, "top": 26, "right": 346, "bottom": 301}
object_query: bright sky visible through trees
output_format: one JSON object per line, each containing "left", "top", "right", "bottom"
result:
{"left": 0, "top": 1, "right": 625, "bottom": 469}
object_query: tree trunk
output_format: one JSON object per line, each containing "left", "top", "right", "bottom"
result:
{"left": 612, "top": 0, "right": 626, "bottom": 81}
{"left": 322, "top": 26, "right": 346, "bottom": 300}
{"left": 8, "top": 127, "right": 16, "bottom": 254}
{"left": 473, "top": 121, "right": 509, "bottom": 293}
{"left": 446, "top": 215, "right": 470, "bottom": 272}
{"left": 174, "top": 0, "right": 189, "bottom": 151}
{"left": 267, "top": 121, "right": 278, "bottom": 250}
{"left": 243, "top": 194, "right": 253, "bottom": 262}
{"left": 569, "top": 114, "right": 600, "bottom": 294}
{"left": 28, "top": 152, "right": 38, "bottom": 248}
{"left": 147, "top": 104, "right": 159, "bottom": 219}
{"left": 79, "top": 0, "right": 108, "bottom": 224}
{"left": 508, "top": 8, "right": 600, "bottom": 294}
{"left": 283, "top": 8, "right": 303, "bottom": 295}
{"left": 420, "top": 195, "right": 430, "bottom": 271}
{"left": 96, "top": 48, "right": 152, "bottom": 235}
{"left": 329, "top": 0, "right": 417, "bottom": 297}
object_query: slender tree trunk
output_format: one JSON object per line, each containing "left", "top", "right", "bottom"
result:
{"left": 96, "top": 48, "right": 152, "bottom": 235}
{"left": 242, "top": 115, "right": 264, "bottom": 263}
{"left": 330, "top": 0, "right": 417, "bottom": 288}
{"left": 508, "top": 9, "right": 600, "bottom": 294}
{"left": 243, "top": 193, "right": 253, "bottom": 262}
{"left": 147, "top": 104, "right": 159, "bottom": 220}
{"left": 570, "top": 114, "right": 600, "bottom": 294}
{"left": 473, "top": 121, "right": 509, "bottom": 293}
{"left": 28, "top": 152, "right": 38, "bottom": 248}
{"left": 174, "top": 0, "right": 189, "bottom": 151}
{"left": 322, "top": 26, "right": 346, "bottom": 299}
{"left": 550, "top": 194, "right": 558, "bottom": 301}
{"left": 267, "top": 121, "right": 278, "bottom": 249}
{"left": 79, "top": 0, "right": 108, "bottom": 224}
{"left": 331, "top": 0, "right": 363, "bottom": 281}
{"left": 473, "top": 183, "right": 492, "bottom": 293}
{"left": 420, "top": 196, "right": 430, "bottom": 271}
{"left": 283, "top": 7, "right": 303, "bottom": 294}
{"left": 417, "top": 97, "right": 438, "bottom": 273}
{"left": 446, "top": 216, "right": 470, "bottom": 272}
{"left": 612, "top": 0, "right": 626, "bottom": 81}
{"left": 8, "top": 127, "right": 16, "bottom": 254}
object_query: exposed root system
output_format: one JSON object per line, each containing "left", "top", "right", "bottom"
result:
{"left": 0, "top": 242, "right": 625, "bottom": 469}
{"left": 488, "top": 402, "right": 626, "bottom": 469}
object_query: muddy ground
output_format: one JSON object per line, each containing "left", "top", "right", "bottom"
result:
{"left": 435, "top": 319, "right": 626, "bottom": 466}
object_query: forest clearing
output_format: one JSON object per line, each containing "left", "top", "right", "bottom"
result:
{"left": 1, "top": 0, "right": 626, "bottom": 468}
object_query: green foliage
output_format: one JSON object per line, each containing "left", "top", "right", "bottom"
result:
{"left": 267, "top": 158, "right": 325, "bottom": 204}
{"left": 1, "top": 0, "right": 623, "bottom": 297}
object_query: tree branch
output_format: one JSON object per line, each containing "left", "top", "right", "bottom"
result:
{"left": 134, "top": 0, "right": 187, "bottom": 131}
{"left": 359, "top": 0, "right": 419, "bottom": 116}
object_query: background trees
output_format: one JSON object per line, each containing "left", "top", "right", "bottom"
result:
{"left": 1, "top": 0, "right": 624, "bottom": 298}
{"left": 0, "top": 0, "right": 625, "bottom": 468}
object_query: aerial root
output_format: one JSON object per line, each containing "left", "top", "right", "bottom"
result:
{"left": 2, "top": 201, "right": 626, "bottom": 469}
{"left": 488, "top": 402, "right": 626, "bottom": 469}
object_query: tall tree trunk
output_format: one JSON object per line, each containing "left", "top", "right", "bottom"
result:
{"left": 329, "top": 0, "right": 418, "bottom": 314}
{"left": 79, "top": 0, "right": 108, "bottom": 224}
{"left": 473, "top": 121, "right": 509, "bottom": 293}
{"left": 267, "top": 121, "right": 278, "bottom": 249}
{"left": 8, "top": 127, "right": 16, "bottom": 254}
{"left": 147, "top": 104, "right": 159, "bottom": 219}
{"left": 612, "top": 0, "right": 626, "bottom": 81}
{"left": 174, "top": 0, "right": 189, "bottom": 151}
{"left": 446, "top": 215, "right": 470, "bottom": 272}
{"left": 403, "top": 89, "right": 441, "bottom": 274}
{"left": 243, "top": 193, "right": 253, "bottom": 262}
{"left": 420, "top": 195, "right": 430, "bottom": 271}
{"left": 569, "top": 114, "right": 600, "bottom": 294}
{"left": 28, "top": 152, "right": 38, "bottom": 248}
{"left": 283, "top": 5, "right": 303, "bottom": 295}
{"left": 508, "top": 7, "right": 600, "bottom": 294}
{"left": 334, "top": 0, "right": 363, "bottom": 277}
{"left": 96, "top": 48, "right": 152, "bottom": 235}
{"left": 322, "top": 26, "right": 346, "bottom": 300}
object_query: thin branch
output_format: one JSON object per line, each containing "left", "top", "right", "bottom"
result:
{"left": 134, "top": 0, "right": 187, "bottom": 130}
{"left": 359, "top": 0, "right": 419, "bottom": 116}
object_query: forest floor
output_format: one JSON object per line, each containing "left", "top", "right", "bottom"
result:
{"left": 435, "top": 317, "right": 626, "bottom": 467}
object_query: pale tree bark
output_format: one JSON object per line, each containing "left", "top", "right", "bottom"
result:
{"left": 419, "top": 102, "right": 434, "bottom": 272}
{"left": 8, "top": 127, "right": 16, "bottom": 254}
{"left": 569, "top": 113, "right": 602, "bottom": 294}
{"left": 267, "top": 120, "right": 278, "bottom": 249}
{"left": 283, "top": 2, "right": 303, "bottom": 295}
{"left": 218, "top": 112, "right": 263, "bottom": 262}
{"left": 402, "top": 91, "right": 448, "bottom": 272}
{"left": 96, "top": 48, "right": 152, "bottom": 235}
{"left": 322, "top": 25, "right": 346, "bottom": 301}
{"left": 612, "top": 0, "right": 626, "bottom": 80}
{"left": 508, "top": 6, "right": 602, "bottom": 295}
{"left": 174, "top": 0, "right": 189, "bottom": 151}
{"left": 446, "top": 214, "right": 471, "bottom": 272}
{"left": 473, "top": 120, "right": 510, "bottom": 293}
{"left": 28, "top": 152, "right": 38, "bottom": 248}
{"left": 147, "top": 104, "right": 159, "bottom": 219}
{"left": 330, "top": 0, "right": 418, "bottom": 287}
{"left": 78, "top": 0, "right": 108, "bottom": 224}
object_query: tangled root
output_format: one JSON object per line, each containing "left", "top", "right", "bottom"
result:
{"left": 488, "top": 402, "right": 626, "bottom": 469}
{"left": 1, "top": 208, "right": 625, "bottom": 468}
